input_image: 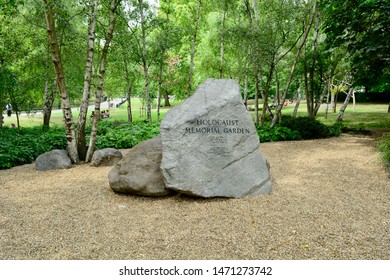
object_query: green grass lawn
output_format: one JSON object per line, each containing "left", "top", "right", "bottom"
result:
{"left": 249, "top": 101, "right": 390, "bottom": 130}
{"left": 2, "top": 98, "right": 180, "bottom": 128}
{"left": 2, "top": 98, "right": 389, "bottom": 131}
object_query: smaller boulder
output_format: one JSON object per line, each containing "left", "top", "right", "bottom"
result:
{"left": 91, "top": 148, "right": 123, "bottom": 167}
{"left": 108, "top": 137, "right": 171, "bottom": 196}
{"left": 35, "top": 149, "right": 72, "bottom": 171}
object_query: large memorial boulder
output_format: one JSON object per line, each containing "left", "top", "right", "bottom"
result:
{"left": 108, "top": 137, "right": 171, "bottom": 196}
{"left": 160, "top": 78, "right": 271, "bottom": 198}
{"left": 35, "top": 149, "right": 72, "bottom": 171}
{"left": 91, "top": 148, "right": 123, "bottom": 167}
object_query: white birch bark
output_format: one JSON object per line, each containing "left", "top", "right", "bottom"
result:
{"left": 187, "top": 0, "right": 201, "bottom": 96}
{"left": 86, "top": 0, "right": 120, "bottom": 162}
{"left": 43, "top": 0, "right": 79, "bottom": 163}
{"left": 336, "top": 88, "right": 353, "bottom": 122}
{"left": 77, "top": 0, "right": 98, "bottom": 161}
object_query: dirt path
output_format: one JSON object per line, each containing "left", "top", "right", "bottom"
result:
{"left": 0, "top": 134, "right": 389, "bottom": 260}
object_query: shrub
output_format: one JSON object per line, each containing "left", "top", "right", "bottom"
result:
{"left": 0, "top": 126, "right": 67, "bottom": 169}
{"left": 256, "top": 125, "right": 302, "bottom": 142}
{"left": 281, "top": 116, "right": 335, "bottom": 139}
{"left": 96, "top": 121, "right": 160, "bottom": 149}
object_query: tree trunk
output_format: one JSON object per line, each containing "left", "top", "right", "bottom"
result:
{"left": 164, "top": 92, "right": 171, "bottom": 107}
{"left": 275, "top": 69, "right": 280, "bottom": 106}
{"left": 336, "top": 88, "right": 353, "bottom": 122}
{"left": 303, "top": 46, "right": 312, "bottom": 116}
{"left": 307, "top": 9, "right": 320, "bottom": 117}
{"left": 126, "top": 84, "right": 133, "bottom": 124}
{"left": 270, "top": 0, "right": 317, "bottom": 128}
{"left": 243, "top": 61, "right": 249, "bottom": 109}
{"left": 313, "top": 81, "right": 327, "bottom": 116}
{"left": 43, "top": 0, "right": 79, "bottom": 163}
{"left": 77, "top": 0, "right": 98, "bottom": 161}
{"left": 123, "top": 58, "right": 133, "bottom": 124}
{"left": 260, "top": 63, "right": 275, "bottom": 127}
{"left": 86, "top": 0, "right": 120, "bottom": 162}
{"left": 43, "top": 78, "right": 56, "bottom": 128}
{"left": 157, "top": 50, "right": 164, "bottom": 122}
{"left": 292, "top": 86, "right": 301, "bottom": 117}
{"left": 138, "top": 0, "right": 152, "bottom": 123}
{"left": 11, "top": 101, "right": 21, "bottom": 133}
{"left": 254, "top": 67, "right": 260, "bottom": 125}
{"left": 330, "top": 91, "right": 336, "bottom": 113}
{"left": 187, "top": 0, "right": 202, "bottom": 96}
{"left": 219, "top": 7, "right": 226, "bottom": 79}
{"left": 325, "top": 78, "right": 331, "bottom": 119}
{"left": 243, "top": 0, "right": 253, "bottom": 111}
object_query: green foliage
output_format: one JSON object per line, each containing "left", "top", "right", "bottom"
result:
{"left": 0, "top": 120, "right": 161, "bottom": 169}
{"left": 256, "top": 125, "right": 301, "bottom": 142}
{"left": 378, "top": 133, "right": 390, "bottom": 171}
{"left": 0, "top": 126, "right": 67, "bottom": 169}
{"left": 256, "top": 116, "right": 343, "bottom": 142}
{"left": 320, "top": 0, "right": 390, "bottom": 90}
{"left": 95, "top": 120, "right": 160, "bottom": 149}
{"left": 281, "top": 115, "right": 341, "bottom": 139}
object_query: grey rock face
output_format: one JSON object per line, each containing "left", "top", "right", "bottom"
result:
{"left": 35, "top": 149, "right": 72, "bottom": 171}
{"left": 91, "top": 148, "right": 123, "bottom": 167}
{"left": 160, "top": 78, "right": 271, "bottom": 198}
{"left": 108, "top": 137, "right": 171, "bottom": 196}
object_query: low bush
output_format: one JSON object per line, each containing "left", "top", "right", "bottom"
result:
{"left": 95, "top": 120, "right": 160, "bottom": 149}
{"left": 257, "top": 125, "right": 302, "bottom": 142}
{"left": 0, "top": 121, "right": 160, "bottom": 169}
{"left": 281, "top": 116, "right": 341, "bottom": 139}
{"left": 0, "top": 126, "right": 67, "bottom": 169}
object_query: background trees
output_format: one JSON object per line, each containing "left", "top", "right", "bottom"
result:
{"left": 1, "top": 0, "right": 388, "bottom": 137}
{"left": 320, "top": 0, "right": 390, "bottom": 112}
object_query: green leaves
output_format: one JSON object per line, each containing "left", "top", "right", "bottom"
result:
{"left": 0, "top": 126, "right": 67, "bottom": 169}
{"left": 257, "top": 125, "right": 302, "bottom": 142}
{"left": 256, "top": 115, "right": 343, "bottom": 143}
{"left": 95, "top": 120, "right": 160, "bottom": 149}
{"left": 320, "top": 0, "right": 390, "bottom": 89}
{"left": 0, "top": 120, "right": 161, "bottom": 169}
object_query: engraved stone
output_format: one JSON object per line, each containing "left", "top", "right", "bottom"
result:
{"left": 160, "top": 78, "right": 272, "bottom": 198}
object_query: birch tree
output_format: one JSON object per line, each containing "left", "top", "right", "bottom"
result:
{"left": 137, "top": 0, "right": 152, "bottom": 123}
{"left": 43, "top": 0, "right": 79, "bottom": 163}
{"left": 336, "top": 87, "right": 353, "bottom": 122}
{"left": 270, "top": 0, "right": 317, "bottom": 128}
{"left": 187, "top": 0, "right": 202, "bottom": 96}
{"left": 86, "top": 0, "right": 121, "bottom": 162}
{"left": 77, "top": 0, "right": 98, "bottom": 161}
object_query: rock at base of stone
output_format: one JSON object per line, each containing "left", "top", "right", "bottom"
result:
{"left": 91, "top": 148, "right": 123, "bottom": 167}
{"left": 35, "top": 149, "right": 72, "bottom": 171}
{"left": 160, "top": 78, "right": 272, "bottom": 198}
{"left": 108, "top": 137, "right": 171, "bottom": 197}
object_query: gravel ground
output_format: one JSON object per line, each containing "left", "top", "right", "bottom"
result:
{"left": 0, "top": 134, "right": 389, "bottom": 260}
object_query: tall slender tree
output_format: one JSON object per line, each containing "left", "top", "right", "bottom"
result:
{"left": 77, "top": 0, "right": 98, "bottom": 161}
{"left": 187, "top": 0, "right": 202, "bottom": 96}
{"left": 86, "top": 0, "right": 121, "bottom": 162}
{"left": 43, "top": 0, "right": 79, "bottom": 163}
{"left": 270, "top": 0, "right": 317, "bottom": 128}
{"left": 138, "top": 0, "right": 152, "bottom": 123}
